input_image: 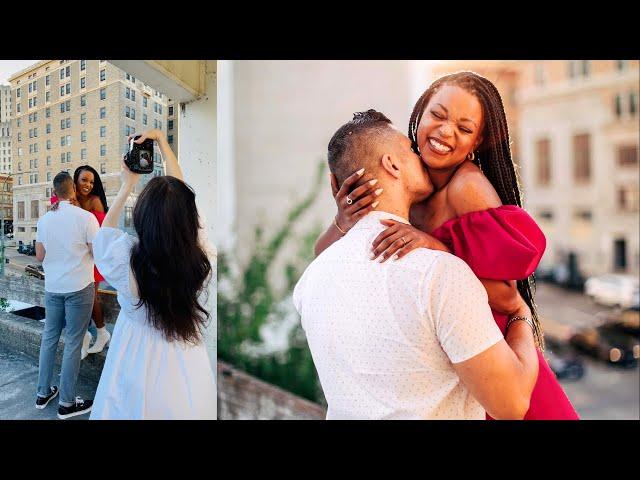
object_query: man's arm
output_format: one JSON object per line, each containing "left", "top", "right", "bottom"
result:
{"left": 452, "top": 303, "right": 539, "bottom": 420}
{"left": 429, "top": 256, "right": 538, "bottom": 420}
{"left": 35, "top": 242, "right": 45, "bottom": 262}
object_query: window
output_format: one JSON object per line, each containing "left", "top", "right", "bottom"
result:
{"left": 154, "top": 102, "right": 158, "bottom": 113}
{"left": 158, "top": 104, "right": 162, "bottom": 114}
{"left": 17, "top": 87, "right": 21, "bottom": 98}
{"left": 100, "top": 162, "right": 106, "bottom": 174}
{"left": 65, "top": 83, "right": 71, "bottom": 95}
{"left": 17, "top": 132, "right": 21, "bottom": 142}
{"left": 143, "top": 113, "right": 147, "bottom": 126}
{"left": 618, "top": 145, "right": 638, "bottom": 166}
{"left": 46, "top": 91, "right": 50, "bottom": 103}
{"left": 125, "top": 106, "right": 130, "bottom": 118}
{"left": 573, "top": 133, "right": 591, "bottom": 183}
{"left": 131, "top": 108, "right": 136, "bottom": 120}
{"left": 168, "top": 120, "right": 174, "bottom": 130}
{"left": 45, "top": 74, "right": 50, "bottom": 86}
{"left": 100, "top": 126, "right": 106, "bottom": 137}
{"left": 60, "top": 69, "right": 64, "bottom": 80}
{"left": 81, "top": 130, "right": 87, "bottom": 142}
{"left": 100, "top": 107, "right": 106, "bottom": 119}
{"left": 131, "top": 90, "right": 135, "bottom": 101}
{"left": 60, "top": 86, "right": 65, "bottom": 97}
{"left": 60, "top": 100, "right": 71, "bottom": 113}
{"left": 46, "top": 139, "right": 51, "bottom": 150}
{"left": 168, "top": 135, "right": 173, "bottom": 144}
{"left": 100, "top": 88, "right": 106, "bottom": 100}
{"left": 61, "top": 136, "right": 66, "bottom": 146}
{"left": 125, "top": 125, "right": 131, "bottom": 136}
{"left": 80, "top": 59, "right": 86, "bottom": 71}
{"left": 66, "top": 135, "right": 71, "bottom": 147}
{"left": 143, "top": 97, "right": 148, "bottom": 108}
{"left": 34, "top": 127, "right": 38, "bottom": 137}
{"left": 16, "top": 103, "right": 21, "bottom": 113}
{"left": 126, "top": 87, "right": 130, "bottom": 99}
{"left": 47, "top": 171, "right": 51, "bottom": 181}
{"left": 616, "top": 60, "right": 627, "bottom": 71}
{"left": 80, "top": 77, "right": 86, "bottom": 89}
{"left": 60, "top": 119, "right": 66, "bottom": 130}
{"left": 46, "top": 107, "right": 50, "bottom": 118}
{"left": 17, "top": 201, "right": 25, "bottom": 219}
{"left": 17, "top": 176, "right": 22, "bottom": 186}
{"left": 81, "top": 113, "right": 87, "bottom": 125}
{"left": 100, "top": 144, "right": 106, "bottom": 156}
{"left": 614, "top": 94, "right": 622, "bottom": 117}
{"left": 158, "top": 121, "right": 161, "bottom": 130}
{"left": 630, "top": 92, "right": 637, "bottom": 115}
{"left": 618, "top": 185, "right": 639, "bottom": 212}
{"left": 100, "top": 69, "right": 106, "bottom": 81}
{"left": 81, "top": 148, "right": 87, "bottom": 160}
{"left": 46, "top": 155, "right": 51, "bottom": 166}
{"left": 66, "top": 152, "right": 71, "bottom": 163}
{"left": 81, "top": 94, "right": 86, "bottom": 107}
{"left": 31, "top": 200, "right": 39, "bottom": 219}
{"left": 154, "top": 119, "right": 158, "bottom": 129}
{"left": 168, "top": 105, "right": 173, "bottom": 116}
{"left": 46, "top": 123, "right": 51, "bottom": 134}
{"left": 60, "top": 153, "right": 65, "bottom": 162}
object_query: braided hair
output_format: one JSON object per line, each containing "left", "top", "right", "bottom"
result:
{"left": 409, "top": 71, "right": 544, "bottom": 350}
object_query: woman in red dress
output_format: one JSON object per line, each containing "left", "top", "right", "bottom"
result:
{"left": 73, "top": 165, "right": 111, "bottom": 356}
{"left": 315, "top": 71, "right": 578, "bottom": 420}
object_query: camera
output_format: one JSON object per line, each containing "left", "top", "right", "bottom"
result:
{"left": 124, "top": 135, "right": 155, "bottom": 174}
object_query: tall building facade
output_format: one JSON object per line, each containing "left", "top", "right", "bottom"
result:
{"left": 9, "top": 60, "right": 168, "bottom": 245}
{"left": 1, "top": 85, "right": 12, "bottom": 175}
{"left": 518, "top": 60, "right": 639, "bottom": 277}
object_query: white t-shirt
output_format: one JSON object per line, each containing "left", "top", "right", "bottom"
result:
{"left": 35, "top": 201, "right": 100, "bottom": 293}
{"left": 293, "top": 211, "right": 504, "bottom": 420}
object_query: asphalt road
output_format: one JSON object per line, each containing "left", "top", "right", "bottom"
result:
{"left": 536, "top": 281, "right": 639, "bottom": 420}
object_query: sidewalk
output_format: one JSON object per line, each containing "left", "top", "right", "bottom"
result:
{"left": 0, "top": 346, "right": 98, "bottom": 420}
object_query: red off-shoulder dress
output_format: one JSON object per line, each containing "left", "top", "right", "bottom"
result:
{"left": 91, "top": 210, "right": 106, "bottom": 283}
{"left": 431, "top": 205, "right": 579, "bottom": 420}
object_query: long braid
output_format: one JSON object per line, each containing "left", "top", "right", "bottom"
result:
{"left": 409, "top": 71, "right": 545, "bottom": 350}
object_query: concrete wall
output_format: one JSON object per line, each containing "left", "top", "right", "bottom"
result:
{"left": 217, "top": 361, "right": 325, "bottom": 420}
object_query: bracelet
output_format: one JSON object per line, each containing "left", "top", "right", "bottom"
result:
{"left": 505, "top": 315, "right": 535, "bottom": 334}
{"left": 334, "top": 217, "right": 347, "bottom": 236}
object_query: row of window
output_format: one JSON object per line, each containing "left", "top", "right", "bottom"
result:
{"left": 534, "top": 60, "right": 634, "bottom": 86}
{"left": 537, "top": 185, "right": 639, "bottom": 219}
{"left": 535, "top": 136, "right": 638, "bottom": 186}
{"left": 614, "top": 92, "right": 638, "bottom": 117}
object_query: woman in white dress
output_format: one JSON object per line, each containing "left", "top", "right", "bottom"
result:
{"left": 89, "top": 129, "right": 216, "bottom": 419}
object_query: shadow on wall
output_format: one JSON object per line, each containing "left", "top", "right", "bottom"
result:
{"left": 217, "top": 160, "right": 327, "bottom": 405}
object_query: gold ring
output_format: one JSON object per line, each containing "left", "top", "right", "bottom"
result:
{"left": 401, "top": 236, "right": 407, "bottom": 247}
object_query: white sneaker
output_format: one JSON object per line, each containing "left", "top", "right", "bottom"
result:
{"left": 87, "top": 327, "right": 111, "bottom": 354}
{"left": 81, "top": 331, "right": 92, "bottom": 360}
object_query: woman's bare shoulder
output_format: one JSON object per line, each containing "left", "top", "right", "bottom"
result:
{"left": 89, "top": 195, "right": 105, "bottom": 212}
{"left": 446, "top": 162, "right": 502, "bottom": 216}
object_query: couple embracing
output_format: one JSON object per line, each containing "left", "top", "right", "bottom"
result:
{"left": 294, "top": 71, "right": 579, "bottom": 420}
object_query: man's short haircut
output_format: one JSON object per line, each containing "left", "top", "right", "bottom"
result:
{"left": 53, "top": 171, "right": 74, "bottom": 198}
{"left": 327, "top": 109, "right": 396, "bottom": 186}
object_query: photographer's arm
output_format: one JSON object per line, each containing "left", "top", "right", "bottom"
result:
{"left": 102, "top": 159, "right": 140, "bottom": 229}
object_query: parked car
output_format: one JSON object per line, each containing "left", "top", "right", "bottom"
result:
{"left": 24, "top": 264, "right": 45, "bottom": 280}
{"left": 17, "top": 242, "right": 35, "bottom": 256}
{"left": 584, "top": 274, "right": 639, "bottom": 309}
{"left": 569, "top": 323, "right": 639, "bottom": 368}
{"left": 544, "top": 337, "right": 585, "bottom": 380}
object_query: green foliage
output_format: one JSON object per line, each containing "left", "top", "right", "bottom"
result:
{"left": 0, "top": 297, "right": 8, "bottom": 312}
{"left": 217, "top": 160, "right": 327, "bottom": 404}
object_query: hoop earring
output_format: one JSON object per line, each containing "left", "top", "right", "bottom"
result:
{"left": 467, "top": 151, "right": 475, "bottom": 162}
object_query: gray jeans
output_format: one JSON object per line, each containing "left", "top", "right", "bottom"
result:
{"left": 37, "top": 283, "right": 95, "bottom": 405}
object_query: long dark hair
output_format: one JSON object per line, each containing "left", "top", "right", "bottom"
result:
{"left": 130, "top": 176, "right": 212, "bottom": 344}
{"left": 409, "top": 71, "right": 544, "bottom": 350}
{"left": 73, "top": 165, "right": 109, "bottom": 212}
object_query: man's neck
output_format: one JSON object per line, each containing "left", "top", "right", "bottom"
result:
{"left": 372, "top": 188, "right": 411, "bottom": 221}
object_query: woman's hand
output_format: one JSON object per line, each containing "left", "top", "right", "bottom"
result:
{"left": 371, "top": 219, "right": 450, "bottom": 262}
{"left": 331, "top": 169, "right": 383, "bottom": 234}
{"left": 128, "top": 129, "right": 165, "bottom": 144}
{"left": 120, "top": 156, "right": 141, "bottom": 186}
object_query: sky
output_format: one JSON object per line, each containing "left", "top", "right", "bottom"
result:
{"left": 0, "top": 60, "right": 40, "bottom": 85}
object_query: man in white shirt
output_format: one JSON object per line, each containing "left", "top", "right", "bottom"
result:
{"left": 34, "top": 171, "right": 99, "bottom": 419}
{"left": 293, "top": 110, "right": 539, "bottom": 419}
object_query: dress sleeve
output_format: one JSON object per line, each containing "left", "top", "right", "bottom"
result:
{"left": 92, "top": 227, "right": 138, "bottom": 297}
{"left": 434, "top": 205, "right": 546, "bottom": 280}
